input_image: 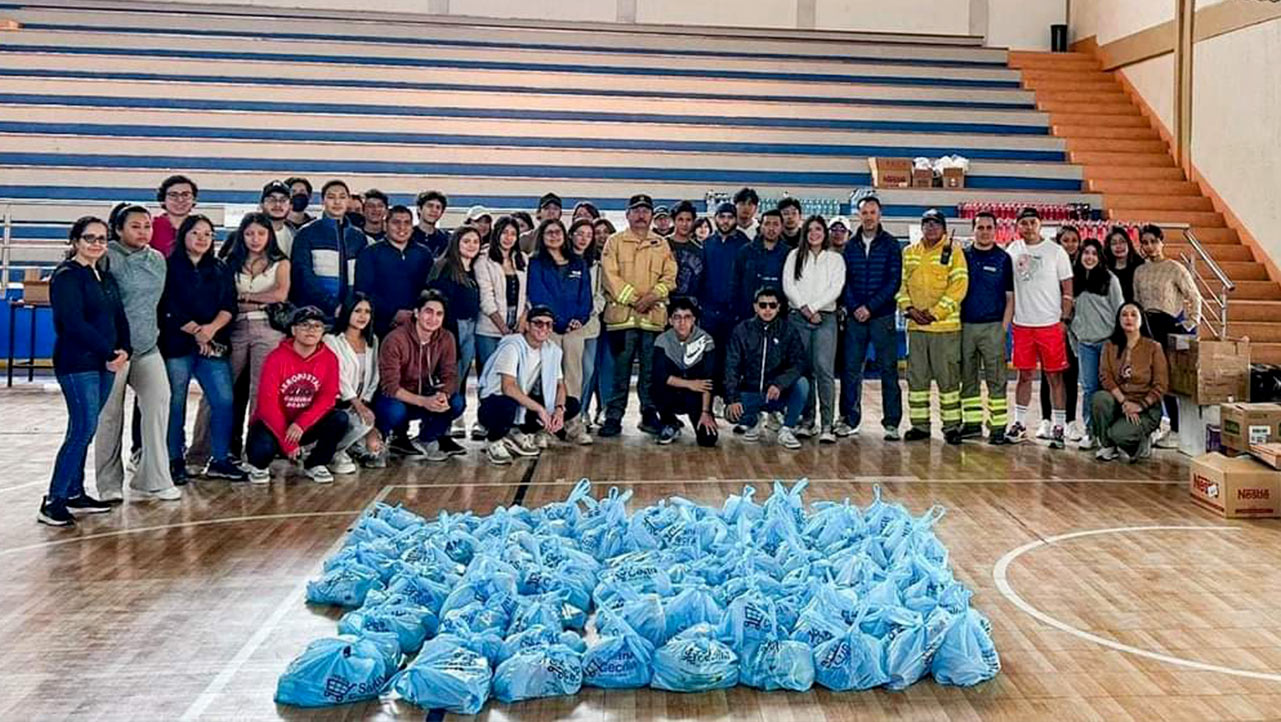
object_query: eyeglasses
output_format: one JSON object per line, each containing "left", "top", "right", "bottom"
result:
{"left": 670, "top": 314, "right": 695, "bottom": 322}
{"left": 529, "top": 319, "right": 554, "bottom": 329}
{"left": 78, "top": 234, "right": 108, "bottom": 245}
{"left": 756, "top": 301, "right": 779, "bottom": 309}
{"left": 295, "top": 321, "right": 326, "bottom": 331}
{"left": 165, "top": 191, "right": 194, "bottom": 200}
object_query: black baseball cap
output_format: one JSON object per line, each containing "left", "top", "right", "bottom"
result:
{"left": 1017, "top": 206, "right": 1041, "bottom": 221}
{"left": 921, "top": 209, "right": 947, "bottom": 227}
{"left": 539, "top": 192, "right": 562, "bottom": 210}
{"left": 627, "top": 194, "right": 654, "bottom": 210}
{"left": 653, "top": 205, "right": 671, "bottom": 219}
{"left": 715, "top": 201, "right": 736, "bottom": 216}
{"left": 290, "top": 306, "right": 326, "bottom": 328}
{"left": 261, "top": 180, "right": 290, "bottom": 200}
{"left": 527, "top": 304, "right": 556, "bottom": 324}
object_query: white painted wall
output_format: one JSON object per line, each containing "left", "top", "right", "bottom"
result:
{"left": 812, "top": 0, "right": 969, "bottom": 35}
{"left": 1070, "top": 0, "right": 1173, "bottom": 44}
{"left": 1119, "top": 52, "right": 1175, "bottom": 133}
{"left": 1192, "top": 19, "right": 1281, "bottom": 261}
{"left": 453, "top": 0, "right": 616, "bottom": 22}
{"left": 986, "top": 0, "right": 1065, "bottom": 51}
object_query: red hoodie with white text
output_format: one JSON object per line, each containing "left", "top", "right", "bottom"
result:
{"left": 253, "top": 338, "right": 340, "bottom": 456}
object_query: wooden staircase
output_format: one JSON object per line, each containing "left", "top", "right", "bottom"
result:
{"left": 1009, "top": 51, "right": 1281, "bottom": 364}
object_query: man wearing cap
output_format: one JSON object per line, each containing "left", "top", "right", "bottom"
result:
{"left": 355, "top": 205, "right": 434, "bottom": 339}
{"left": 476, "top": 304, "right": 579, "bottom": 465}
{"left": 652, "top": 206, "right": 675, "bottom": 238}
{"left": 699, "top": 201, "right": 749, "bottom": 405}
{"left": 828, "top": 216, "right": 851, "bottom": 254}
{"left": 838, "top": 195, "right": 903, "bottom": 440}
{"left": 598, "top": 193, "right": 677, "bottom": 438}
{"left": 897, "top": 209, "right": 968, "bottom": 443}
{"left": 259, "top": 180, "right": 296, "bottom": 257}
{"left": 959, "top": 211, "right": 1014, "bottom": 445}
{"left": 409, "top": 190, "right": 450, "bottom": 259}
{"left": 667, "top": 200, "right": 704, "bottom": 298}
{"left": 245, "top": 306, "right": 348, "bottom": 484}
{"left": 733, "top": 187, "right": 760, "bottom": 239}
{"left": 289, "top": 179, "right": 369, "bottom": 321}
{"left": 520, "top": 193, "right": 563, "bottom": 254}
{"left": 1005, "top": 206, "right": 1074, "bottom": 448}
{"left": 733, "top": 208, "right": 789, "bottom": 320}
{"left": 777, "top": 197, "right": 804, "bottom": 248}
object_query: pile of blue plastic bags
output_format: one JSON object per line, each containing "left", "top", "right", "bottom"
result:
{"left": 275, "top": 480, "right": 1000, "bottom": 712}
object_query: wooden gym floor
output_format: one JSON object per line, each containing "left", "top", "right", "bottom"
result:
{"left": 2, "top": 383, "right": 1279, "bottom": 722}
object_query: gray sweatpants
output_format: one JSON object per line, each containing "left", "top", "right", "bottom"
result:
{"left": 95, "top": 349, "right": 175, "bottom": 494}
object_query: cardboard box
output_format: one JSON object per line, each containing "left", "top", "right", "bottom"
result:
{"left": 1176, "top": 396, "right": 1220, "bottom": 457}
{"left": 942, "top": 167, "right": 965, "bottom": 189}
{"left": 1167, "top": 336, "right": 1250, "bottom": 405}
{"left": 1251, "top": 442, "right": 1281, "bottom": 470}
{"left": 1189, "top": 452, "right": 1281, "bottom": 518}
{"left": 1219, "top": 402, "right": 1281, "bottom": 453}
{"left": 869, "top": 158, "right": 911, "bottom": 189}
{"left": 911, "top": 168, "right": 935, "bottom": 188}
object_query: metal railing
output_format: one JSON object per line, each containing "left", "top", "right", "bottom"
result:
{"left": 1179, "top": 229, "right": 1235, "bottom": 339}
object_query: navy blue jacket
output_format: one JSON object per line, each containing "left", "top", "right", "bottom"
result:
{"left": 732, "top": 239, "right": 790, "bottom": 320}
{"left": 355, "top": 239, "right": 433, "bottom": 338}
{"left": 527, "top": 255, "right": 593, "bottom": 334}
{"left": 410, "top": 226, "right": 450, "bottom": 260}
{"left": 289, "top": 216, "right": 368, "bottom": 317}
{"left": 159, "top": 251, "right": 237, "bottom": 359}
{"left": 841, "top": 226, "right": 903, "bottom": 320}
{"left": 49, "top": 260, "right": 131, "bottom": 375}
{"left": 699, "top": 229, "right": 748, "bottom": 319}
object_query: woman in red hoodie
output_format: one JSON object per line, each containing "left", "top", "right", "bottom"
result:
{"left": 244, "top": 306, "right": 347, "bottom": 484}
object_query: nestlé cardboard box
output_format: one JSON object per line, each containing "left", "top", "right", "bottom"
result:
{"left": 869, "top": 158, "right": 911, "bottom": 189}
{"left": 1219, "top": 402, "right": 1281, "bottom": 453}
{"left": 1189, "top": 452, "right": 1281, "bottom": 518}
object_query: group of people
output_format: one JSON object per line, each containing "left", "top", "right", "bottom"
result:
{"left": 40, "top": 176, "right": 1202, "bottom": 528}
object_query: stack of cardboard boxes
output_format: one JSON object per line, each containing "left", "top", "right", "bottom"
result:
{"left": 1189, "top": 402, "right": 1281, "bottom": 518}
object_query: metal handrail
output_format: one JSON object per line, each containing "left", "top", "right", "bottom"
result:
{"left": 1179, "top": 229, "right": 1234, "bottom": 339}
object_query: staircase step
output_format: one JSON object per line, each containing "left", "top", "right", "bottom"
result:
{"left": 1052, "top": 125, "right": 1162, "bottom": 140}
{"left": 1226, "top": 323, "right": 1281, "bottom": 343}
{"left": 1084, "top": 165, "right": 1186, "bottom": 180}
{"left": 1228, "top": 302, "right": 1281, "bottom": 323}
{"left": 1185, "top": 227, "right": 1240, "bottom": 244}
{"left": 1105, "top": 194, "right": 1215, "bottom": 212}
{"left": 1107, "top": 209, "right": 1224, "bottom": 226}
{"left": 1039, "top": 100, "right": 1142, "bottom": 115}
{"left": 1071, "top": 151, "right": 1176, "bottom": 167}
{"left": 1202, "top": 262, "right": 1270, "bottom": 281}
{"left": 1087, "top": 179, "right": 1199, "bottom": 195}
{"left": 1208, "top": 280, "right": 1281, "bottom": 300}
{"left": 1051, "top": 113, "right": 1151, "bottom": 128}
{"left": 1163, "top": 244, "right": 1253, "bottom": 263}
{"left": 1068, "top": 137, "right": 1169, "bottom": 153}
{"left": 1019, "top": 69, "right": 1116, "bottom": 82}
{"left": 1008, "top": 53, "right": 1100, "bottom": 71}
{"left": 1032, "top": 90, "right": 1132, "bottom": 104}
{"left": 1248, "top": 343, "right": 1281, "bottom": 365}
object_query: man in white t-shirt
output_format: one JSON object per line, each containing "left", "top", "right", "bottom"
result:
{"left": 1005, "top": 207, "right": 1074, "bottom": 448}
{"left": 476, "top": 305, "right": 578, "bottom": 465}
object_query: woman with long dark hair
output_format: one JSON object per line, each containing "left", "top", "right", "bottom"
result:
{"left": 324, "top": 292, "right": 381, "bottom": 471}
{"left": 570, "top": 218, "right": 607, "bottom": 440}
{"left": 1069, "top": 238, "right": 1124, "bottom": 450}
{"left": 40, "top": 217, "right": 131, "bottom": 526}
{"left": 1092, "top": 302, "right": 1167, "bottom": 462}
{"left": 1132, "top": 224, "right": 1200, "bottom": 439}
{"left": 1103, "top": 226, "right": 1143, "bottom": 302}
{"left": 473, "top": 215, "right": 528, "bottom": 440}
{"left": 160, "top": 214, "right": 245, "bottom": 482}
{"left": 586, "top": 218, "right": 617, "bottom": 426}
{"left": 427, "top": 225, "right": 482, "bottom": 440}
{"left": 781, "top": 214, "right": 845, "bottom": 444}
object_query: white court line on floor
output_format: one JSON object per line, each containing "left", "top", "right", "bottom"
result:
{"left": 385, "top": 475, "right": 1181, "bottom": 489}
{"left": 0, "top": 480, "right": 47, "bottom": 493}
{"left": 991, "top": 524, "right": 1281, "bottom": 682}
{"left": 178, "top": 485, "right": 393, "bottom": 722}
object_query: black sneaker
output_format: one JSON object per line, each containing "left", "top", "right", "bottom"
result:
{"left": 657, "top": 425, "right": 680, "bottom": 445}
{"left": 37, "top": 497, "right": 75, "bottom": 527}
{"left": 437, "top": 436, "right": 467, "bottom": 457}
{"left": 66, "top": 494, "right": 113, "bottom": 515}
{"left": 960, "top": 423, "right": 983, "bottom": 439}
{"left": 205, "top": 458, "right": 249, "bottom": 481}
{"left": 1049, "top": 425, "right": 1066, "bottom": 450}
{"left": 598, "top": 419, "right": 623, "bottom": 438}
{"left": 638, "top": 409, "right": 662, "bottom": 436}
{"left": 944, "top": 429, "right": 963, "bottom": 445}
{"left": 989, "top": 430, "right": 1010, "bottom": 446}
{"left": 903, "top": 428, "right": 931, "bottom": 442}
{"left": 169, "top": 459, "right": 189, "bottom": 486}
{"left": 388, "top": 434, "right": 427, "bottom": 458}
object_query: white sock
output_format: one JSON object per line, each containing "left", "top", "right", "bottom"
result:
{"left": 1052, "top": 410, "right": 1067, "bottom": 429}
{"left": 1015, "top": 405, "right": 1028, "bottom": 425}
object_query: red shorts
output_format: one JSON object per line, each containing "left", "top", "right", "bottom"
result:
{"left": 1012, "top": 324, "right": 1069, "bottom": 372}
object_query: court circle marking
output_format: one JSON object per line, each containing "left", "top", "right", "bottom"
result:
{"left": 993, "top": 524, "right": 1281, "bottom": 682}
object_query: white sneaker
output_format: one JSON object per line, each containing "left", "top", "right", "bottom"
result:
{"left": 131, "top": 486, "right": 182, "bottom": 502}
{"left": 819, "top": 426, "right": 837, "bottom": 445}
{"left": 535, "top": 430, "right": 555, "bottom": 449}
{"left": 777, "top": 427, "right": 802, "bottom": 450}
{"left": 1096, "top": 446, "right": 1119, "bottom": 461}
{"left": 564, "top": 419, "right": 593, "bottom": 446}
{"left": 794, "top": 422, "right": 818, "bottom": 439}
{"left": 305, "top": 465, "right": 334, "bottom": 484}
{"left": 330, "top": 451, "right": 357, "bottom": 475}
{"left": 97, "top": 489, "right": 123, "bottom": 503}
{"left": 1153, "top": 424, "right": 1178, "bottom": 449}
{"left": 247, "top": 466, "right": 271, "bottom": 484}
{"left": 833, "top": 421, "right": 858, "bottom": 437}
{"left": 450, "top": 418, "right": 467, "bottom": 439}
{"left": 470, "top": 422, "right": 488, "bottom": 441}
{"left": 421, "top": 440, "right": 449, "bottom": 463}
{"left": 765, "top": 412, "right": 784, "bottom": 431}
{"left": 504, "top": 432, "right": 541, "bottom": 457}
{"left": 487, "top": 440, "right": 513, "bottom": 465}
{"left": 1078, "top": 434, "right": 1097, "bottom": 450}
{"left": 1066, "top": 421, "right": 1085, "bottom": 442}
{"left": 1035, "top": 420, "right": 1052, "bottom": 439}
{"left": 743, "top": 418, "right": 766, "bottom": 442}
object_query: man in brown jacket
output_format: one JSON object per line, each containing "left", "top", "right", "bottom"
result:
{"left": 598, "top": 193, "right": 677, "bottom": 438}
{"left": 374, "top": 290, "right": 464, "bottom": 462}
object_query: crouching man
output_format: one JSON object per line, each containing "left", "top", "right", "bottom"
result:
{"left": 650, "top": 296, "right": 719, "bottom": 447}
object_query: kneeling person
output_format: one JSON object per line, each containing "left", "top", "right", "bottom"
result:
{"left": 477, "top": 305, "right": 581, "bottom": 465}
{"left": 650, "top": 297, "right": 718, "bottom": 447}
{"left": 245, "top": 306, "right": 348, "bottom": 484}
{"left": 374, "top": 290, "right": 465, "bottom": 462}
{"left": 723, "top": 287, "right": 810, "bottom": 450}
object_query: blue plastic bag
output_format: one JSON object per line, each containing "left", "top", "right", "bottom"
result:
{"left": 790, "top": 608, "right": 848, "bottom": 649}
{"left": 739, "top": 639, "right": 815, "bottom": 692}
{"left": 391, "top": 635, "right": 493, "bottom": 714}
{"left": 931, "top": 608, "right": 1000, "bottom": 687}
{"left": 275, "top": 636, "right": 392, "bottom": 707}
{"left": 651, "top": 624, "right": 739, "bottom": 692}
{"left": 337, "top": 596, "right": 435, "bottom": 655}
{"left": 884, "top": 606, "right": 954, "bottom": 691}
{"left": 371, "top": 502, "right": 426, "bottom": 531}
{"left": 813, "top": 624, "right": 889, "bottom": 692}
{"left": 305, "top": 563, "right": 383, "bottom": 608}
{"left": 498, "top": 625, "right": 587, "bottom": 664}
{"left": 663, "top": 584, "right": 724, "bottom": 640}
{"left": 720, "top": 485, "right": 763, "bottom": 524}
{"left": 492, "top": 644, "right": 584, "bottom": 703}
{"left": 718, "top": 586, "right": 780, "bottom": 655}
{"left": 582, "top": 608, "right": 655, "bottom": 688}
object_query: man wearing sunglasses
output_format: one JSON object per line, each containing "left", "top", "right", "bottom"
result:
{"left": 476, "top": 305, "right": 580, "bottom": 465}
{"left": 723, "top": 286, "right": 810, "bottom": 450}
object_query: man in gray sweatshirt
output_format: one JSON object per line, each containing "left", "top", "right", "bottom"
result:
{"left": 95, "top": 206, "right": 181, "bottom": 501}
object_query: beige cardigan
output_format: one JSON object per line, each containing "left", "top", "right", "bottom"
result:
{"left": 474, "top": 253, "right": 528, "bottom": 337}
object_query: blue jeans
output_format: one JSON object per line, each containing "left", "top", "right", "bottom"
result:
{"left": 373, "top": 392, "right": 464, "bottom": 442}
{"left": 739, "top": 377, "right": 811, "bottom": 429}
{"left": 588, "top": 332, "right": 614, "bottom": 416}
{"left": 580, "top": 336, "right": 598, "bottom": 402}
{"left": 475, "top": 334, "right": 501, "bottom": 381}
{"left": 841, "top": 313, "right": 902, "bottom": 430}
{"left": 49, "top": 370, "right": 114, "bottom": 503}
{"left": 165, "top": 355, "right": 234, "bottom": 463}
{"left": 456, "top": 319, "right": 477, "bottom": 399}
{"left": 1076, "top": 341, "right": 1104, "bottom": 431}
